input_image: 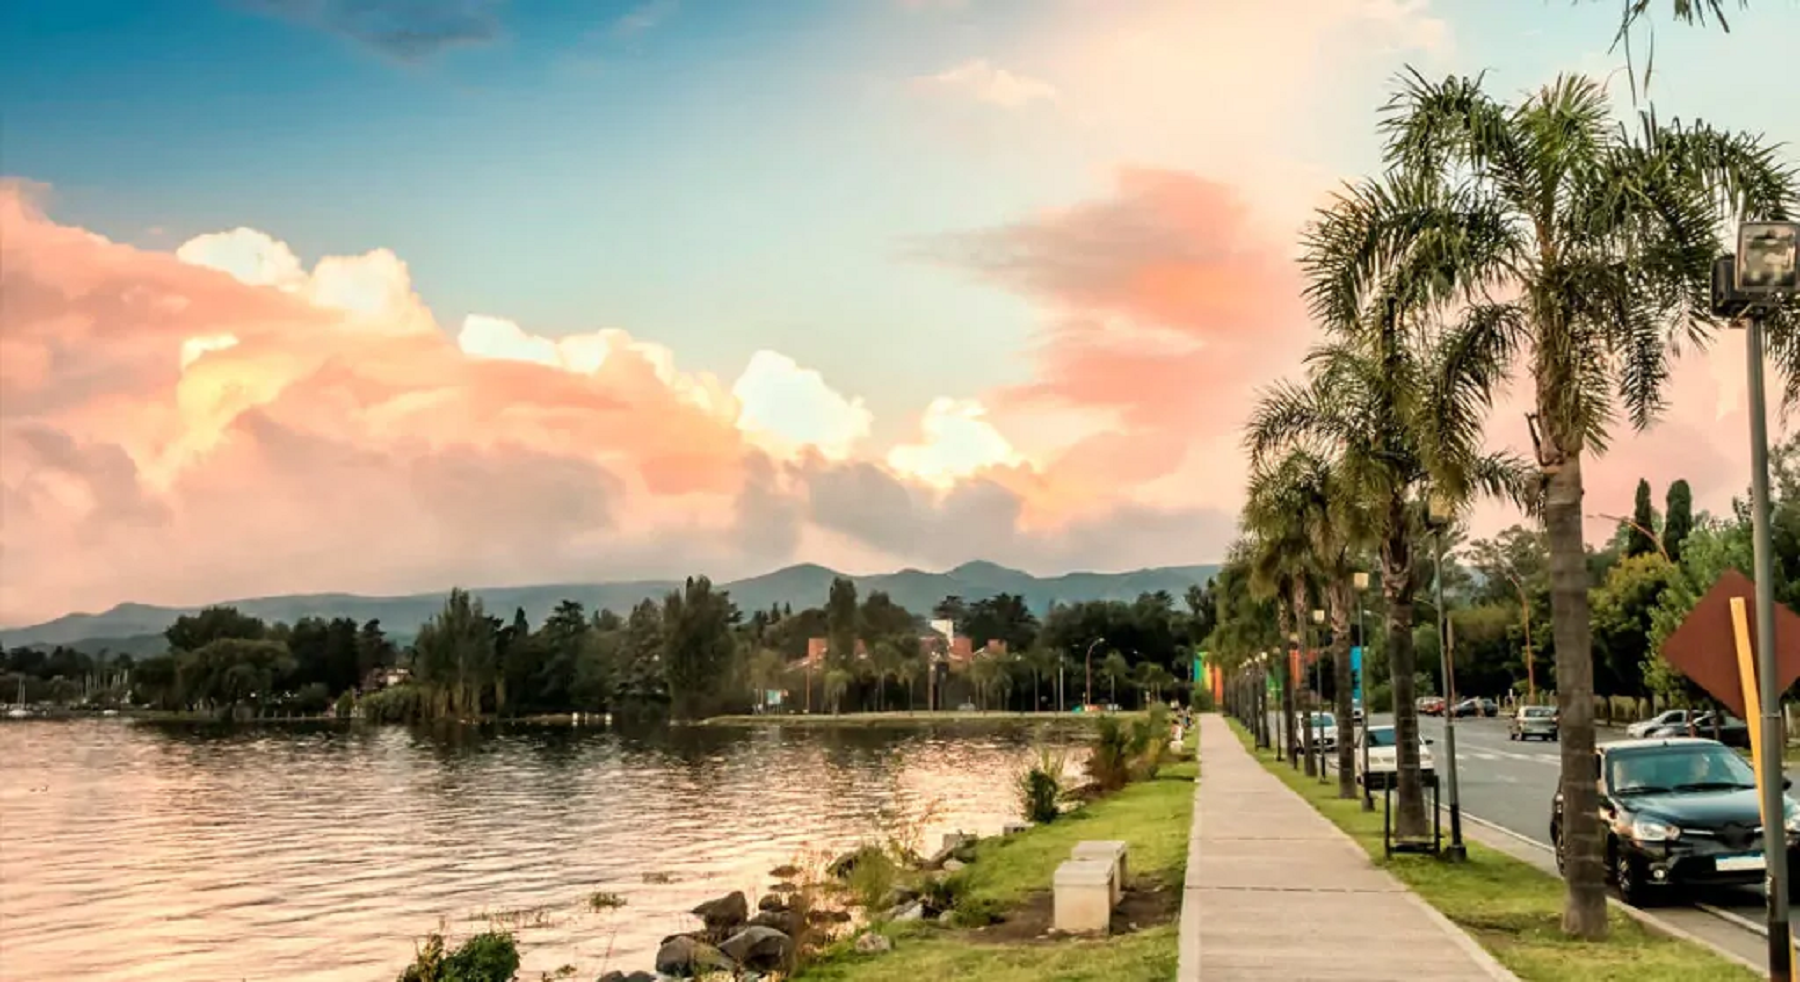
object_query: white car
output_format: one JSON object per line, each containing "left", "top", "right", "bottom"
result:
{"left": 1626, "top": 708, "right": 1697, "bottom": 739}
{"left": 1305, "top": 712, "right": 1338, "bottom": 751}
{"left": 1354, "top": 724, "right": 1437, "bottom": 790}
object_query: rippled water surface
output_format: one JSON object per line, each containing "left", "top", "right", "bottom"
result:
{"left": 0, "top": 718, "right": 1075, "bottom": 981}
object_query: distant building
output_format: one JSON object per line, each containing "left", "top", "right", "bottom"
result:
{"left": 362, "top": 666, "right": 412, "bottom": 692}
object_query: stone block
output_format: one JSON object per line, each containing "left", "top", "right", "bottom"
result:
{"left": 1052, "top": 859, "right": 1113, "bottom": 935}
{"left": 1002, "top": 821, "right": 1030, "bottom": 835}
{"left": 1071, "top": 839, "right": 1129, "bottom": 905}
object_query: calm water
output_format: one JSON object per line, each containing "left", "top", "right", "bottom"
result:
{"left": 0, "top": 718, "right": 1077, "bottom": 981}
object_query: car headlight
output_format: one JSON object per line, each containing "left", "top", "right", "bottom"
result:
{"left": 1628, "top": 817, "right": 1681, "bottom": 842}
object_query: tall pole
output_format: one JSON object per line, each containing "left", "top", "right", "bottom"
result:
{"left": 1313, "top": 612, "right": 1327, "bottom": 784}
{"left": 1358, "top": 590, "right": 1373, "bottom": 811}
{"left": 1084, "top": 638, "right": 1103, "bottom": 708}
{"left": 1435, "top": 522, "right": 1467, "bottom": 861}
{"left": 1748, "top": 312, "right": 1792, "bottom": 980}
{"left": 1519, "top": 578, "right": 1536, "bottom": 703}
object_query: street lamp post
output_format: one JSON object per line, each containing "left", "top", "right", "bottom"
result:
{"left": 1084, "top": 637, "right": 1105, "bottom": 709}
{"left": 1429, "top": 489, "right": 1468, "bottom": 862}
{"left": 1290, "top": 631, "right": 1306, "bottom": 772}
{"left": 1354, "top": 571, "right": 1373, "bottom": 811}
{"left": 1312, "top": 607, "right": 1328, "bottom": 783}
{"left": 1719, "top": 221, "right": 1799, "bottom": 981}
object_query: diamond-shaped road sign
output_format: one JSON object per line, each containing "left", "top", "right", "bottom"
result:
{"left": 1659, "top": 568, "right": 1800, "bottom": 717}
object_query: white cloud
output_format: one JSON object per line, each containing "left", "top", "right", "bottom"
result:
{"left": 923, "top": 59, "right": 1058, "bottom": 109}
{"left": 887, "top": 397, "right": 1022, "bottom": 486}
{"left": 176, "top": 227, "right": 435, "bottom": 333}
{"left": 731, "top": 350, "right": 873, "bottom": 459}
{"left": 455, "top": 314, "right": 731, "bottom": 415}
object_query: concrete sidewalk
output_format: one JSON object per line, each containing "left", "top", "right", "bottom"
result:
{"left": 1176, "top": 714, "right": 1517, "bottom": 981}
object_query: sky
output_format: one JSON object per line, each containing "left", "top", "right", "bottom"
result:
{"left": 3, "top": 0, "right": 1798, "bottom": 626}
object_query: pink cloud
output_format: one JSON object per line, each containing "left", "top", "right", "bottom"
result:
{"left": 934, "top": 168, "right": 1311, "bottom": 514}
{"left": 0, "top": 180, "right": 1246, "bottom": 626}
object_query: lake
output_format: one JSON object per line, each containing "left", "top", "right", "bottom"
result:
{"left": 0, "top": 717, "right": 1081, "bottom": 981}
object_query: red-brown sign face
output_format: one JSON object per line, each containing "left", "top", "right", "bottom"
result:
{"left": 1659, "top": 569, "right": 1800, "bottom": 716}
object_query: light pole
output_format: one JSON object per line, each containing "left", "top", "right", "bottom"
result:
{"left": 1429, "top": 489, "right": 1467, "bottom": 861}
{"left": 1354, "top": 571, "right": 1373, "bottom": 811}
{"left": 1083, "top": 637, "right": 1104, "bottom": 709}
{"left": 1718, "top": 221, "right": 1799, "bottom": 981}
{"left": 1311, "top": 608, "right": 1328, "bottom": 783}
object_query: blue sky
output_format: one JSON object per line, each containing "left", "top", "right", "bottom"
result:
{"left": 6, "top": 0, "right": 1800, "bottom": 618}
{"left": 6, "top": 2, "right": 1796, "bottom": 424}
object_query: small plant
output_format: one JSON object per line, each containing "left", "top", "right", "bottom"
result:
{"left": 1016, "top": 741, "right": 1068, "bottom": 824}
{"left": 587, "top": 891, "right": 626, "bottom": 911}
{"left": 398, "top": 930, "right": 520, "bottom": 982}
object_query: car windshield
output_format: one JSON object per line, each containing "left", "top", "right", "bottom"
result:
{"left": 1523, "top": 707, "right": 1554, "bottom": 718}
{"left": 1365, "top": 727, "right": 1396, "bottom": 747}
{"left": 1310, "top": 713, "right": 1335, "bottom": 727}
{"left": 1608, "top": 746, "right": 1756, "bottom": 795}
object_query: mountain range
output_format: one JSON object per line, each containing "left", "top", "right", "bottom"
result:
{"left": 3, "top": 561, "right": 1220, "bottom": 655}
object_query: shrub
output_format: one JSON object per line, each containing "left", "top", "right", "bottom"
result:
{"left": 1016, "top": 742, "right": 1068, "bottom": 824}
{"left": 1190, "top": 684, "right": 1216, "bottom": 712}
{"left": 398, "top": 930, "right": 520, "bottom": 982}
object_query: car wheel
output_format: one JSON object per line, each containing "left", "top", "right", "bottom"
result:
{"left": 1615, "top": 851, "right": 1656, "bottom": 907}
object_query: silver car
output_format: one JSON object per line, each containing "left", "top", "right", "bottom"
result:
{"left": 1509, "top": 705, "right": 1558, "bottom": 741}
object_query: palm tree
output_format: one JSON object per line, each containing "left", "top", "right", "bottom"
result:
{"left": 1362, "top": 71, "right": 1795, "bottom": 937}
{"left": 1240, "top": 505, "right": 1314, "bottom": 773}
{"left": 895, "top": 646, "right": 923, "bottom": 713}
{"left": 1245, "top": 448, "right": 1376, "bottom": 799}
{"left": 1261, "top": 158, "right": 1530, "bottom": 832}
{"left": 1099, "top": 651, "right": 1130, "bottom": 707}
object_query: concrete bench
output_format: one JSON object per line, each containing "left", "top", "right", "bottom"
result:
{"left": 1071, "top": 839, "right": 1129, "bottom": 905}
{"left": 1052, "top": 859, "right": 1114, "bottom": 934}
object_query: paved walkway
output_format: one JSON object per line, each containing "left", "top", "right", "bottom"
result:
{"left": 1176, "top": 714, "right": 1517, "bottom": 981}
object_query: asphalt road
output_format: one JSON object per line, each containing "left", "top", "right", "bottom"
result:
{"left": 1284, "top": 711, "right": 1791, "bottom": 934}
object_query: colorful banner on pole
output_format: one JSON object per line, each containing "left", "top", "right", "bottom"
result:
{"left": 1350, "top": 646, "right": 1363, "bottom": 708}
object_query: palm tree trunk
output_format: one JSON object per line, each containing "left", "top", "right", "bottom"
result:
{"left": 1545, "top": 445, "right": 1607, "bottom": 938}
{"left": 1329, "top": 579, "right": 1356, "bottom": 799}
{"left": 1383, "top": 508, "right": 1428, "bottom": 839}
{"left": 1276, "top": 602, "right": 1298, "bottom": 764}
{"left": 1291, "top": 581, "right": 1316, "bottom": 778}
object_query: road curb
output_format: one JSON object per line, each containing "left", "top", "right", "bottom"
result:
{"left": 1444, "top": 806, "right": 1765, "bottom": 974}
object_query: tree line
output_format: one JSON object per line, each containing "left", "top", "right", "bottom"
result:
{"left": 3, "top": 574, "right": 1219, "bottom": 722}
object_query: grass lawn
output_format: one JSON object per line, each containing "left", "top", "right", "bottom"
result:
{"left": 1226, "top": 720, "right": 1757, "bottom": 982}
{"left": 697, "top": 710, "right": 1145, "bottom": 727}
{"left": 793, "top": 732, "right": 1197, "bottom": 981}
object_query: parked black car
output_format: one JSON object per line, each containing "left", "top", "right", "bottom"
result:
{"left": 1643, "top": 712, "right": 1750, "bottom": 749}
{"left": 1451, "top": 697, "right": 1498, "bottom": 718}
{"left": 1550, "top": 737, "right": 1800, "bottom": 906}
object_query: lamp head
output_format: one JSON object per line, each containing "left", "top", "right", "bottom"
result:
{"left": 1737, "top": 222, "right": 1800, "bottom": 297}
{"left": 1311, "top": 608, "right": 1326, "bottom": 624}
{"left": 1427, "top": 489, "right": 1456, "bottom": 526}
{"left": 1353, "top": 571, "right": 1370, "bottom": 592}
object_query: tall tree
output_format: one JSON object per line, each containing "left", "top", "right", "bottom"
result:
{"left": 1663, "top": 479, "right": 1695, "bottom": 562}
{"left": 1246, "top": 448, "right": 1374, "bottom": 799}
{"left": 662, "top": 576, "right": 740, "bottom": 719}
{"left": 1381, "top": 69, "right": 1795, "bottom": 937}
{"left": 826, "top": 577, "right": 859, "bottom": 668}
{"left": 1626, "top": 478, "right": 1659, "bottom": 557}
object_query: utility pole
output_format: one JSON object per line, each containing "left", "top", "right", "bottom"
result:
{"left": 1084, "top": 637, "right": 1104, "bottom": 708}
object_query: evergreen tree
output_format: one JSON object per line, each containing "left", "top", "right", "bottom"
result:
{"left": 1664, "top": 479, "right": 1694, "bottom": 563}
{"left": 1626, "top": 479, "right": 1658, "bottom": 558}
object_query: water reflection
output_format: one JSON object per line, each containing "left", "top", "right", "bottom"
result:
{"left": 0, "top": 718, "right": 1077, "bottom": 981}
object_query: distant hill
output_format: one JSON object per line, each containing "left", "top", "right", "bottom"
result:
{"left": 3, "top": 561, "right": 1219, "bottom": 653}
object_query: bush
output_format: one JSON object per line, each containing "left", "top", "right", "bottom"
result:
{"left": 1190, "top": 684, "right": 1216, "bottom": 712}
{"left": 398, "top": 931, "right": 520, "bottom": 982}
{"left": 1016, "top": 743, "right": 1068, "bottom": 824}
